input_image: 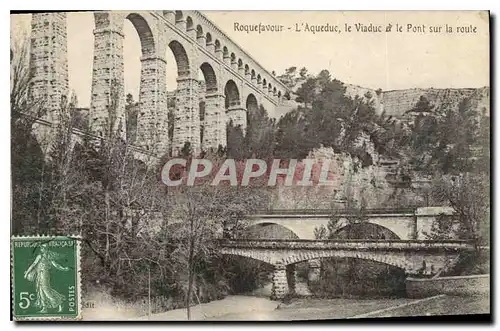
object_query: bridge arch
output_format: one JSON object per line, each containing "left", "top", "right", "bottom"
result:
{"left": 93, "top": 12, "right": 158, "bottom": 56}
{"left": 174, "top": 11, "right": 183, "bottom": 24}
{"left": 246, "top": 93, "right": 259, "bottom": 113}
{"left": 186, "top": 16, "right": 194, "bottom": 32}
{"left": 224, "top": 79, "right": 241, "bottom": 108}
{"left": 205, "top": 32, "right": 212, "bottom": 46}
{"left": 246, "top": 93, "right": 259, "bottom": 128}
{"left": 333, "top": 222, "right": 402, "bottom": 240}
{"left": 223, "top": 46, "right": 229, "bottom": 64}
{"left": 283, "top": 250, "right": 408, "bottom": 271}
{"left": 124, "top": 13, "right": 156, "bottom": 56}
{"left": 168, "top": 40, "right": 190, "bottom": 78}
{"left": 220, "top": 250, "right": 275, "bottom": 266}
{"left": 243, "top": 222, "right": 300, "bottom": 240}
{"left": 199, "top": 62, "right": 218, "bottom": 93}
{"left": 196, "top": 25, "right": 204, "bottom": 43}
{"left": 230, "top": 53, "right": 237, "bottom": 67}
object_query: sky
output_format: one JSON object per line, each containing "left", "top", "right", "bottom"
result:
{"left": 10, "top": 11, "right": 489, "bottom": 108}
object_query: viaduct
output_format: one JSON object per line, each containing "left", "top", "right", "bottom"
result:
{"left": 27, "top": 11, "right": 288, "bottom": 157}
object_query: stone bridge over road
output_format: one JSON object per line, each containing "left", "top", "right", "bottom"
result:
{"left": 28, "top": 11, "right": 288, "bottom": 158}
{"left": 219, "top": 239, "right": 474, "bottom": 300}
{"left": 244, "top": 207, "right": 455, "bottom": 241}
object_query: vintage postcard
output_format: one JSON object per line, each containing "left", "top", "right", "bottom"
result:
{"left": 10, "top": 10, "right": 490, "bottom": 321}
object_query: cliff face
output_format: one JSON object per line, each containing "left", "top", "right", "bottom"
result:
{"left": 344, "top": 84, "right": 490, "bottom": 118}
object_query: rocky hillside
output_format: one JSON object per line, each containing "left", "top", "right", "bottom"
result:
{"left": 344, "top": 84, "right": 490, "bottom": 118}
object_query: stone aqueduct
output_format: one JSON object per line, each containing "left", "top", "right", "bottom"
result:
{"left": 28, "top": 11, "right": 288, "bottom": 157}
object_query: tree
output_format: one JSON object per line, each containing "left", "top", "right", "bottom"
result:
{"left": 299, "top": 67, "right": 308, "bottom": 79}
{"left": 162, "top": 156, "right": 272, "bottom": 319}
{"left": 424, "top": 172, "right": 490, "bottom": 276}
{"left": 226, "top": 121, "right": 245, "bottom": 159}
{"left": 277, "top": 67, "right": 298, "bottom": 89}
{"left": 243, "top": 105, "right": 276, "bottom": 159}
{"left": 295, "top": 77, "right": 317, "bottom": 108}
{"left": 316, "top": 69, "right": 332, "bottom": 89}
{"left": 429, "top": 173, "right": 489, "bottom": 245}
{"left": 11, "top": 36, "right": 46, "bottom": 234}
{"left": 125, "top": 93, "right": 139, "bottom": 143}
{"left": 408, "top": 95, "right": 434, "bottom": 114}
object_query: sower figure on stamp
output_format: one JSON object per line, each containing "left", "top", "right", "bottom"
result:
{"left": 24, "top": 244, "right": 69, "bottom": 313}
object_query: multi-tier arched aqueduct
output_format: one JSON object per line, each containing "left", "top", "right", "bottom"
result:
{"left": 27, "top": 11, "right": 288, "bottom": 157}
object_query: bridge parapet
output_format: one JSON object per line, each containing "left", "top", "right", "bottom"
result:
{"left": 244, "top": 207, "right": 458, "bottom": 240}
{"left": 218, "top": 239, "right": 474, "bottom": 251}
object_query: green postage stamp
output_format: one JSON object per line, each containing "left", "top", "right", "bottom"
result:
{"left": 11, "top": 236, "right": 81, "bottom": 321}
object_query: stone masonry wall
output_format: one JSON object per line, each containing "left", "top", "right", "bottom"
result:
{"left": 29, "top": 13, "right": 68, "bottom": 125}
{"left": 203, "top": 93, "right": 227, "bottom": 151}
{"left": 406, "top": 274, "right": 490, "bottom": 298}
{"left": 90, "top": 12, "right": 126, "bottom": 139}
{"left": 136, "top": 55, "right": 168, "bottom": 153}
{"left": 173, "top": 77, "right": 200, "bottom": 155}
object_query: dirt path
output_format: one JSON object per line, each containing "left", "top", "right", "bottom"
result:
{"left": 132, "top": 295, "right": 279, "bottom": 321}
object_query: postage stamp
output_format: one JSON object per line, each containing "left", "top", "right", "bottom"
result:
{"left": 11, "top": 236, "right": 81, "bottom": 321}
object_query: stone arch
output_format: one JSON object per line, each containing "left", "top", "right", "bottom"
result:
{"left": 262, "top": 78, "right": 267, "bottom": 89}
{"left": 230, "top": 53, "right": 237, "bottom": 66}
{"left": 168, "top": 40, "right": 190, "bottom": 77}
{"left": 257, "top": 74, "right": 262, "bottom": 84}
{"left": 175, "top": 11, "right": 183, "bottom": 23}
{"left": 186, "top": 16, "right": 194, "bottom": 32}
{"left": 283, "top": 250, "right": 407, "bottom": 270}
{"left": 268, "top": 83, "right": 272, "bottom": 92}
{"left": 224, "top": 79, "right": 241, "bottom": 108}
{"left": 238, "top": 58, "right": 243, "bottom": 70}
{"left": 245, "top": 64, "right": 250, "bottom": 75}
{"left": 205, "top": 32, "right": 212, "bottom": 46}
{"left": 273, "top": 87, "right": 277, "bottom": 95}
{"left": 223, "top": 46, "right": 229, "bottom": 63}
{"left": 196, "top": 25, "right": 203, "bottom": 36}
{"left": 196, "top": 25, "right": 204, "bottom": 38}
{"left": 220, "top": 248, "right": 274, "bottom": 265}
{"left": 214, "top": 39, "right": 221, "bottom": 52}
{"left": 333, "top": 222, "right": 402, "bottom": 240}
{"left": 243, "top": 222, "right": 300, "bottom": 240}
{"left": 251, "top": 69, "right": 256, "bottom": 80}
{"left": 125, "top": 13, "right": 156, "bottom": 56}
{"left": 246, "top": 93, "right": 259, "bottom": 114}
{"left": 199, "top": 62, "right": 218, "bottom": 93}
{"left": 222, "top": 252, "right": 273, "bottom": 271}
